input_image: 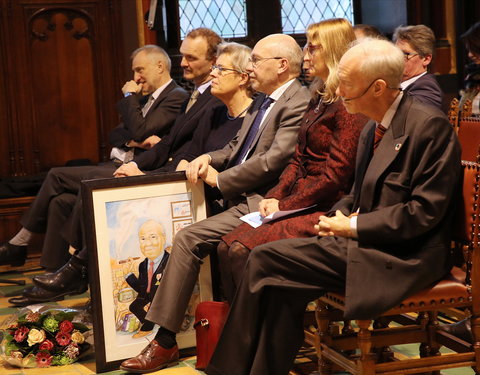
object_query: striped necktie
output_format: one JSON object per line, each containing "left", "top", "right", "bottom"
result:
{"left": 373, "top": 123, "right": 387, "bottom": 151}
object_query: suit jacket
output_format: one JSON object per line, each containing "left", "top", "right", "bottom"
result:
{"left": 209, "top": 79, "right": 311, "bottom": 210}
{"left": 403, "top": 72, "right": 443, "bottom": 109}
{"left": 330, "top": 94, "right": 461, "bottom": 319}
{"left": 126, "top": 252, "right": 170, "bottom": 301}
{"left": 109, "top": 80, "right": 188, "bottom": 156}
{"left": 134, "top": 86, "right": 223, "bottom": 171}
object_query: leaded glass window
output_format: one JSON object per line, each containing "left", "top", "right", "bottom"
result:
{"left": 178, "top": 0, "right": 247, "bottom": 39}
{"left": 281, "top": 0, "right": 354, "bottom": 34}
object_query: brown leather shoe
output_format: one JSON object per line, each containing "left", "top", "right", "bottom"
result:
{"left": 119, "top": 340, "right": 179, "bottom": 373}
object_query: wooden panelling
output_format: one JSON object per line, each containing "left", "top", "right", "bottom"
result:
{"left": 0, "top": 0, "right": 126, "bottom": 176}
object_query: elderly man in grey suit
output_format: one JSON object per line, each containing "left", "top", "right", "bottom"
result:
{"left": 206, "top": 39, "right": 461, "bottom": 375}
{"left": 120, "top": 33, "right": 311, "bottom": 373}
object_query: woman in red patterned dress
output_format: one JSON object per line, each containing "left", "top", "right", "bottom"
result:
{"left": 217, "top": 18, "right": 369, "bottom": 302}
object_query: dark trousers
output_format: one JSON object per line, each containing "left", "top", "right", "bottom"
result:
{"left": 206, "top": 235, "right": 348, "bottom": 375}
{"left": 20, "top": 164, "right": 116, "bottom": 269}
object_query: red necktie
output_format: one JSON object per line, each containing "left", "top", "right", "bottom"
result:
{"left": 373, "top": 124, "right": 387, "bottom": 151}
{"left": 146, "top": 261, "right": 154, "bottom": 293}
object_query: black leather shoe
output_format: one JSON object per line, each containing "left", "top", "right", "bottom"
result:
{"left": 8, "top": 286, "right": 65, "bottom": 306}
{"left": 439, "top": 318, "right": 473, "bottom": 343}
{"left": 0, "top": 242, "right": 27, "bottom": 267}
{"left": 33, "top": 255, "right": 88, "bottom": 293}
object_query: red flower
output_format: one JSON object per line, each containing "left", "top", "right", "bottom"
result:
{"left": 13, "top": 326, "right": 29, "bottom": 343}
{"left": 39, "top": 339, "right": 55, "bottom": 351}
{"left": 55, "top": 332, "right": 71, "bottom": 346}
{"left": 59, "top": 320, "right": 74, "bottom": 334}
{"left": 36, "top": 351, "right": 53, "bottom": 367}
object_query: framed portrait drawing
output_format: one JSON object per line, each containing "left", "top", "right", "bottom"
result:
{"left": 81, "top": 172, "right": 211, "bottom": 373}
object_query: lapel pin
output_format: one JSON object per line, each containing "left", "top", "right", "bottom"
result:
{"left": 395, "top": 143, "right": 402, "bottom": 151}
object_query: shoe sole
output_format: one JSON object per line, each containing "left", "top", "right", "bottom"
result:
{"left": 119, "top": 360, "right": 179, "bottom": 373}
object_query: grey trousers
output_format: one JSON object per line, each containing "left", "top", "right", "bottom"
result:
{"left": 145, "top": 202, "right": 249, "bottom": 332}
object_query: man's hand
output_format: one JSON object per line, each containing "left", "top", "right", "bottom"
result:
{"left": 176, "top": 159, "right": 189, "bottom": 171}
{"left": 113, "top": 162, "right": 145, "bottom": 178}
{"left": 200, "top": 166, "right": 219, "bottom": 187}
{"left": 259, "top": 198, "right": 280, "bottom": 217}
{"left": 185, "top": 154, "right": 211, "bottom": 184}
{"left": 122, "top": 80, "right": 143, "bottom": 95}
{"left": 315, "top": 210, "right": 353, "bottom": 238}
{"left": 137, "top": 135, "right": 160, "bottom": 149}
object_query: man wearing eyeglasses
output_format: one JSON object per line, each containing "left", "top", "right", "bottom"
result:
{"left": 393, "top": 24, "right": 444, "bottom": 109}
{"left": 120, "top": 33, "right": 310, "bottom": 373}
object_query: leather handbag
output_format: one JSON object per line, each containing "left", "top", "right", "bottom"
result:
{"left": 194, "top": 301, "right": 229, "bottom": 370}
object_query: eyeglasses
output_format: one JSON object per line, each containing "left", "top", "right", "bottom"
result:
{"left": 304, "top": 43, "right": 322, "bottom": 56}
{"left": 403, "top": 52, "right": 419, "bottom": 61}
{"left": 211, "top": 65, "right": 243, "bottom": 76}
{"left": 248, "top": 56, "right": 283, "bottom": 68}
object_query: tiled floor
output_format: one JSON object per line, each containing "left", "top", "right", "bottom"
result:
{"left": 0, "top": 261, "right": 475, "bottom": 374}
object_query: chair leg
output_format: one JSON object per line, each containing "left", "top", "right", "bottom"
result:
{"left": 472, "top": 315, "right": 480, "bottom": 374}
{"left": 357, "top": 319, "right": 376, "bottom": 375}
{"left": 373, "top": 317, "right": 394, "bottom": 363}
{"left": 315, "top": 300, "right": 333, "bottom": 375}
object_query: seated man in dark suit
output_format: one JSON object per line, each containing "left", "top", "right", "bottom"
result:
{"left": 119, "top": 33, "right": 311, "bottom": 373}
{"left": 393, "top": 24, "right": 444, "bottom": 108}
{"left": 206, "top": 38, "right": 461, "bottom": 375}
{"left": 0, "top": 44, "right": 188, "bottom": 271}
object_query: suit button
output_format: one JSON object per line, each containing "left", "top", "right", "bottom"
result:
{"left": 168, "top": 158, "right": 173, "bottom": 162}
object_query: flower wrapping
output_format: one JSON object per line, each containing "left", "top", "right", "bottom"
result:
{"left": 0, "top": 305, "right": 92, "bottom": 368}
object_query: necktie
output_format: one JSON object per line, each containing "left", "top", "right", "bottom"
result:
{"left": 146, "top": 261, "right": 154, "bottom": 293}
{"left": 185, "top": 89, "right": 199, "bottom": 112}
{"left": 233, "top": 96, "right": 274, "bottom": 165}
{"left": 142, "top": 95, "right": 155, "bottom": 117}
{"left": 373, "top": 123, "right": 387, "bottom": 151}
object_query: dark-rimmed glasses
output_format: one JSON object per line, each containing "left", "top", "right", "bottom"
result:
{"left": 304, "top": 43, "right": 322, "bottom": 56}
{"left": 403, "top": 52, "right": 419, "bottom": 61}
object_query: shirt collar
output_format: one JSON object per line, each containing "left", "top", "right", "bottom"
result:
{"left": 150, "top": 79, "right": 173, "bottom": 100}
{"left": 379, "top": 91, "right": 403, "bottom": 129}
{"left": 400, "top": 71, "right": 427, "bottom": 90}
{"left": 266, "top": 79, "right": 295, "bottom": 102}
{"left": 196, "top": 80, "right": 212, "bottom": 94}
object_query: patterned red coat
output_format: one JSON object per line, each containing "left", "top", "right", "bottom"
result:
{"left": 222, "top": 98, "right": 368, "bottom": 249}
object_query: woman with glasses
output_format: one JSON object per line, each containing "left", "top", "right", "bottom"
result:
{"left": 217, "top": 18, "right": 369, "bottom": 302}
{"left": 176, "top": 42, "right": 254, "bottom": 213}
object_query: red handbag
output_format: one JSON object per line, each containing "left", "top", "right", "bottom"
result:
{"left": 194, "top": 301, "right": 229, "bottom": 370}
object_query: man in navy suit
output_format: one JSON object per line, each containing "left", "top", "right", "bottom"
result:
{"left": 393, "top": 24, "right": 444, "bottom": 109}
{"left": 125, "top": 220, "right": 170, "bottom": 339}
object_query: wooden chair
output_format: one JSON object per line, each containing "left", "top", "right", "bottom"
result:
{"left": 458, "top": 117, "right": 480, "bottom": 162}
{"left": 305, "top": 161, "right": 480, "bottom": 375}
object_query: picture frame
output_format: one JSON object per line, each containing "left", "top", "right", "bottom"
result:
{"left": 81, "top": 172, "right": 211, "bottom": 373}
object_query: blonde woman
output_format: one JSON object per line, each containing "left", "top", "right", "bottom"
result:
{"left": 218, "top": 18, "right": 369, "bottom": 302}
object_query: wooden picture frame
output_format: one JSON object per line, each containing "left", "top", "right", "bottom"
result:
{"left": 81, "top": 172, "right": 211, "bottom": 373}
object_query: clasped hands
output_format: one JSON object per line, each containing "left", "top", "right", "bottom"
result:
{"left": 315, "top": 210, "right": 355, "bottom": 238}
{"left": 184, "top": 154, "right": 218, "bottom": 187}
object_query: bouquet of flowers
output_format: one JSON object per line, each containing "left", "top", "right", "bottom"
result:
{"left": 0, "top": 305, "right": 92, "bottom": 368}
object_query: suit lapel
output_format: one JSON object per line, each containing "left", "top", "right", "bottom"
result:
{"left": 352, "top": 121, "right": 375, "bottom": 211}
{"left": 248, "top": 80, "right": 301, "bottom": 153}
{"left": 183, "top": 86, "right": 213, "bottom": 119}
{"left": 145, "top": 80, "right": 176, "bottom": 117}
{"left": 359, "top": 95, "right": 411, "bottom": 212}
{"left": 227, "top": 94, "right": 265, "bottom": 165}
